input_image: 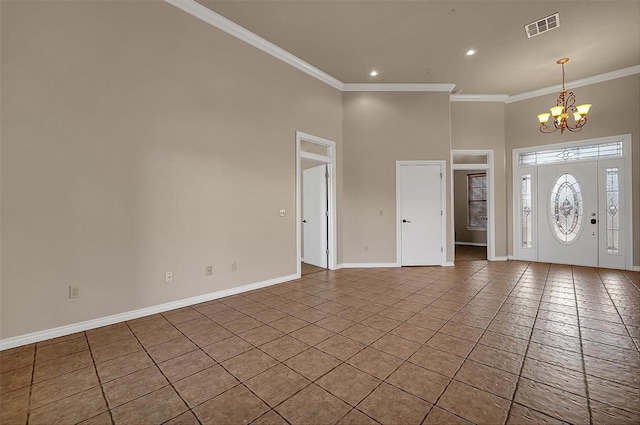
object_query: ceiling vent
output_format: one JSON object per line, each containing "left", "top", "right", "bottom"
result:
{"left": 525, "top": 13, "right": 560, "bottom": 38}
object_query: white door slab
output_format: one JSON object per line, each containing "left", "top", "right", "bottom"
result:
{"left": 537, "top": 161, "right": 598, "bottom": 267}
{"left": 399, "top": 164, "right": 443, "bottom": 266}
{"left": 303, "top": 165, "right": 328, "bottom": 268}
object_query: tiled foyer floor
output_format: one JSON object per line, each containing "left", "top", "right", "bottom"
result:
{"left": 1, "top": 261, "right": 639, "bottom": 425}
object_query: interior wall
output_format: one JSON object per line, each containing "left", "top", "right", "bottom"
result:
{"left": 505, "top": 74, "right": 640, "bottom": 267}
{"left": 451, "top": 101, "right": 507, "bottom": 258}
{"left": 1, "top": 1, "right": 343, "bottom": 339}
{"left": 342, "top": 92, "right": 452, "bottom": 264}
{"left": 454, "top": 170, "right": 488, "bottom": 245}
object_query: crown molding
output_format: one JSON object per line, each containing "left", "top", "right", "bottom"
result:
{"left": 166, "top": 1, "right": 638, "bottom": 97}
{"left": 164, "top": 0, "right": 344, "bottom": 91}
{"left": 506, "top": 65, "right": 640, "bottom": 104}
{"left": 343, "top": 83, "right": 455, "bottom": 92}
{"left": 450, "top": 94, "right": 509, "bottom": 102}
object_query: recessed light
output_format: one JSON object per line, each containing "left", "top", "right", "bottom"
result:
{"left": 370, "top": 70, "right": 379, "bottom": 77}
{"left": 466, "top": 49, "right": 477, "bottom": 56}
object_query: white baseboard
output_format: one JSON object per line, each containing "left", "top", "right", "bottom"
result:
{"left": 443, "top": 261, "right": 455, "bottom": 267}
{"left": 332, "top": 264, "right": 344, "bottom": 270}
{"left": 630, "top": 265, "right": 640, "bottom": 271}
{"left": 454, "top": 242, "right": 487, "bottom": 247}
{"left": 341, "top": 263, "right": 400, "bottom": 268}
{"left": 0, "top": 273, "right": 298, "bottom": 351}
{"left": 508, "top": 255, "right": 517, "bottom": 260}
{"left": 492, "top": 256, "right": 509, "bottom": 261}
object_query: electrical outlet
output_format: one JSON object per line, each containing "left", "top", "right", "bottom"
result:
{"left": 231, "top": 261, "right": 237, "bottom": 271}
{"left": 69, "top": 285, "right": 80, "bottom": 299}
{"left": 279, "top": 209, "right": 286, "bottom": 217}
{"left": 165, "top": 272, "right": 174, "bottom": 283}
{"left": 205, "top": 266, "right": 213, "bottom": 276}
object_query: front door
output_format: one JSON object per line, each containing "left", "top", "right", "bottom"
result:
{"left": 398, "top": 163, "right": 443, "bottom": 266}
{"left": 302, "top": 165, "right": 328, "bottom": 268}
{"left": 537, "top": 161, "right": 598, "bottom": 267}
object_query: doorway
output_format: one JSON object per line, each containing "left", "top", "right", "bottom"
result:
{"left": 453, "top": 170, "right": 488, "bottom": 261}
{"left": 513, "top": 135, "right": 632, "bottom": 269}
{"left": 451, "top": 150, "right": 495, "bottom": 262}
{"left": 296, "top": 131, "right": 337, "bottom": 277}
{"left": 302, "top": 163, "right": 328, "bottom": 273}
{"left": 396, "top": 161, "right": 446, "bottom": 266}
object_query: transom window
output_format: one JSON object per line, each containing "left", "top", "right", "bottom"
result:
{"left": 518, "top": 141, "right": 622, "bottom": 166}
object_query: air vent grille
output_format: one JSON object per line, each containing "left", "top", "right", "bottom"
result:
{"left": 525, "top": 13, "right": 560, "bottom": 38}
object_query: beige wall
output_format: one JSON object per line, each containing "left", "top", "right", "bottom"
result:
{"left": 454, "top": 170, "right": 487, "bottom": 245}
{"left": 342, "top": 92, "right": 452, "bottom": 264}
{"left": 2, "top": 1, "right": 638, "bottom": 342}
{"left": 506, "top": 75, "right": 640, "bottom": 267}
{"left": 1, "top": 1, "right": 342, "bottom": 338}
{"left": 451, "top": 101, "right": 507, "bottom": 258}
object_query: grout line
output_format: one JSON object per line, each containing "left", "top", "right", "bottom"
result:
{"left": 426, "top": 261, "right": 533, "bottom": 425}
{"left": 123, "top": 320, "right": 203, "bottom": 425}
{"left": 571, "top": 267, "right": 594, "bottom": 425}
{"left": 504, "top": 262, "right": 550, "bottom": 423}
{"left": 24, "top": 341, "right": 37, "bottom": 425}
{"left": 85, "top": 333, "right": 116, "bottom": 425}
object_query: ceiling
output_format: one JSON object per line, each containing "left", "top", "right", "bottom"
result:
{"left": 199, "top": 1, "right": 640, "bottom": 95}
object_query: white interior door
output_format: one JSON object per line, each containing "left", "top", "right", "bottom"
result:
{"left": 537, "top": 161, "right": 598, "bottom": 267}
{"left": 303, "top": 165, "right": 328, "bottom": 268}
{"left": 399, "top": 164, "right": 443, "bottom": 266}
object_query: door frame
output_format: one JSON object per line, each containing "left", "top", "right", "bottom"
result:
{"left": 451, "top": 149, "right": 496, "bottom": 261}
{"left": 296, "top": 131, "right": 337, "bottom": 277}
{"left": 512, "top": 134, "right": 633, "bottom": 270}
{"left": 395, "top": 160, "right": 447, "bottom": 266}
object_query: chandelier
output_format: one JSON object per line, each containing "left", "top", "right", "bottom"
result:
{"left": 537, "top": 58, "right": 592, "bottom": 134}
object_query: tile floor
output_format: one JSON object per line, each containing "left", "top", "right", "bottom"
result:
{"left": 1, "top": 261, "right": 639, "bottom": 425}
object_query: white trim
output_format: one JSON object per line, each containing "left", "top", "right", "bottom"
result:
{"left": 455, "top": 242, "right": 487, "bottom": 247}
{"left": 450, "top": 94, "right": 509, "bottom": 102}
{"left": 451, "top": 150, "right": 496, "bottom": 262}
{"left": 506, "top": 65, "right": 640, "bottom": 104}
{"left": 444, "top": 261, "right": 455, "bottom": 267}
{"left": 296, "top": 131, "right": 338, "bottom": 277}
{"left": 164, "top": 0, "right": 638, "bottom": 98}
{"left": 507, "top": 255, "right": 517, "bottom": 260}
{"left": 396, "top": 160, "right": 447, "bottom": 267}
{"left": 0, "top": 273, "right": 297, "bottom": 350}
{"left": 300, "top": 151, "right": 332, "bottom": 163}
{"left": 164, "top": 0, "right": 343, "bottom": 91}
{"left": 511, "top": 134, "right": 633, "bottom": 270}
{"left": 631, "top": 266, "right": 640, "bottom": 272}
{"left": 493, "top": 256, "right": 508, "bottom": 261}
{"left": 343, "top": 83, "right": 455, "bottom": 92}
{"left": 452, "top": 163, "right": 488, "bottom": 171}
{"left": 341, "top": 263, "right": 400, "bottom": 268}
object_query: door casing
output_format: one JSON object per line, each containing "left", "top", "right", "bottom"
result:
{"left": 296, "top": 131, "right": 337, "bottom": 277}
{"left": 512, "top": 134, "right": 633, "bottom": 270}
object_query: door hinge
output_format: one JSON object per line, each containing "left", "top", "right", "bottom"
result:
{"left": 326, "top": 211, "right": 329, "bottom": 217}
{"left": 326, "top": 249, "right": 330, "bottom": 255}
{"left": 440, "top": 173, "right": 442, "bottom": 179}
{"left": 441, "top": 247, "right": 443, "bottom": 252}
{"left": 325, "top": 172, "right": 329, "bottom": 179}
{"left": 441, "top": 210, "right": 443, "bottom": 216}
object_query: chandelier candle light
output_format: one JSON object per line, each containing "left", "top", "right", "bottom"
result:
{"left": 537, "top": 58, "right": 592, "bottom": 134}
